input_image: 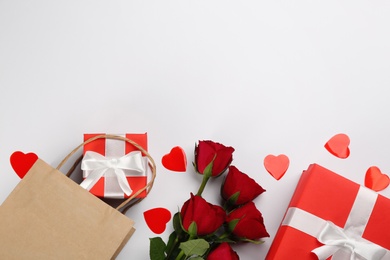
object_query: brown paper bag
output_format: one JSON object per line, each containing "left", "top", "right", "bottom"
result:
{"left": 0, "top": 135, "right": 156, "bottom": 259}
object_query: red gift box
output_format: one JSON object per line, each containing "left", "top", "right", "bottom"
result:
{"left": 266, "top": 164, "right": 390, "bottom": 260}
{"left": 81, "top": 133, "right": 149, "bottom": 199}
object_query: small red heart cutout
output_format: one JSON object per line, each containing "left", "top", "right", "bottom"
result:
{"left": 144, "top": 207, "right": 172, "bottom": 234}
{"left": 10, "top": 151, "right": 38, "bottom": 179}
{"left": 162, "top": 146, "right": 187, "bottom": 172}
{"left": 325, "top": 133, "right": 350, "bottom": 159}
{"left": 264, "top": 154, "right": 289, "bottom": 180}
{"left": 365, "top": 166, "right": 390, "bottom": 192}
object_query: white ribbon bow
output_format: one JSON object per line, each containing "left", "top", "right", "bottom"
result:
{"left": 80, "top": 150, "right": 145, "bottom": 196}
{"left": 312, "top": 221, "right": 387, "bottom": 260}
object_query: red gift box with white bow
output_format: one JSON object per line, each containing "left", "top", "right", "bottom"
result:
{"left": 80, "top": 133, "right": 149, "bottom": 199}
{"left": 266, "top": 164, "right": 390, "bottom": 260}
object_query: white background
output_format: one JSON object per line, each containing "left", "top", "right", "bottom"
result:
{"left": 1, "top": 1, "right": 390, "bottom": 259}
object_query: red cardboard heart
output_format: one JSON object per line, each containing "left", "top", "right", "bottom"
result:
{"left": 325, "top": 133, "right": 350, "bottom": 159}
{"left": 365, "top": 166, "right": 390, "bottom": 192}
{"left": 264, "top": 154, "right": 289, "bottom": 180}
{"left": 161, "top": 146, "right": 187, "bottom": 172}
{"left": 10, "top": 151, "right": 38, "bottom": 179}
{"left": 143, "top": 207, "right": 172, "bottom": 234}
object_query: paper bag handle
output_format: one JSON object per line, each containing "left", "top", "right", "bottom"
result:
{"left": 56, "top": 134, "right": 156, "bottom": 213}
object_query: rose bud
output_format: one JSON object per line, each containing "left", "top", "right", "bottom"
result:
{"left": 226, "top": 202, "right": 269, "bottom": 240}
{"left": 207, "top": 242, "right": 239, "bottom": 260}
{"left": 222, "top": 166, "right": 266, "bottom": 206}
{"left": 194, "top": 140, "right": 235, "bottom": 177}
{"left": 180, "top": 193, "right": 226, "bottom": 236}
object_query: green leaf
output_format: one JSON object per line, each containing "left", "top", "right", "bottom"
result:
{"left": 179, "top": 238, "right": 209, "bottom": 257}
{"left": 165, "top": 230, "right": 189, "bottom": 260}
{"left": 227, "top": 218, "right": 240, "bottom": 233}
{"left": 240, "top": 238, "right": 265, "bottom": 244}
{"left": 215, "top": 237, "right": 236, "bottom": 243}
{"left": 227, "top": 191, "right": 240, "bottom": 206}
{"left": 187, "top": 221, "right": 197, "bottom": 237}
{"left": 149, "top": 237, "right": 167, "bottom": 260}
{"left": 203, "top": 157, "right": 215, "bottom": 178}
{"left": 173, "top": 212, "right": 183, "bottom": 234}
{"left": 165, "top": 231, "right": 178, "bottom": 254}
{"left": 189, "top": 257, "right": 204, "bottom": 260}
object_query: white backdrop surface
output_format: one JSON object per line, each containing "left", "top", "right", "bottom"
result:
{"left": 1, "top": 1, "right": 390, "bottom": 259}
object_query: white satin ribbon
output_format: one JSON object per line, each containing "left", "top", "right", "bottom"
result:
{"left": 313, "top": 221, "right": 386, "bottom": 260}
{"left": 80, "top": 150, "right": 145, "bottom": 196}
{"left": 282, "top": 186, "right": 390, "bottom": 260}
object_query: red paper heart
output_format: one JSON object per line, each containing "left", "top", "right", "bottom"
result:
{"left": 10, "top": 151, "right": 38, "bottom": 179}
{"left": 143, "top": 207, "right": 172, "bottom": 234}
{"left": 161, "top": 146, "right": 187, "bottom": 172}
{"left": 365, "top": 166, "right": 390, "bottom": 192}
{"left": 325, "top": 133, "right": 350, "bottom": 159}
{"left": 264, "top": 154, "right": 289, "bottom": 180}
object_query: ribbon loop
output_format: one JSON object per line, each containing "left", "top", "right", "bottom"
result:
{"left": 80, "top": 151, "right": 145, "bottom": 196}
{"left": 312, "top": 221, "right": 387, "bottom": 260}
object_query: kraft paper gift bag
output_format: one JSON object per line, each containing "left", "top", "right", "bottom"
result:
{"left": 0, "top": 134, "right": 156, "bottom": 259}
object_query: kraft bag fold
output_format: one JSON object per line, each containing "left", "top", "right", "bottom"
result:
{"left": 0, "top": 134, "right": 156, "bottom": 259}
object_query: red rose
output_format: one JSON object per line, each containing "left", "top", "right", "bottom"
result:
{"left": 180, "top": 193, "right": 226, "bottom": 236}
{"left": 207, "top": 242, "right": 239, "bottom": 260}
{"left": 226, "top": 202, "right": 269, "bottom": 240}
{"left": 195, "top": 140, "right": 235, "bottom": 177}
{"left": 222, "top": 166, "right": 266, "bottom": 206}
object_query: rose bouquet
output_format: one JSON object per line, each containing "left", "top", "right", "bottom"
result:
{"left": 150, "top": 140, "right": 269, "bottom": 260}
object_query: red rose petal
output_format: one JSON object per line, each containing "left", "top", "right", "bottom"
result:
{"left": 161, "top": 146, "right": 187, "bottom": 172}
{"left": 10, "top": 151, "right": 38, "bottom": 179}
{"left": 143, "top": 207, "right": 172, "bottom": 234}
{"left": 365, "top": 166, "right": 390, "bottom": 192}
{"left": 324, "top": 133, "right": 350, "bottom": 159}
{"left": 264, "top": 154, "right": 289, "bottom": 180}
